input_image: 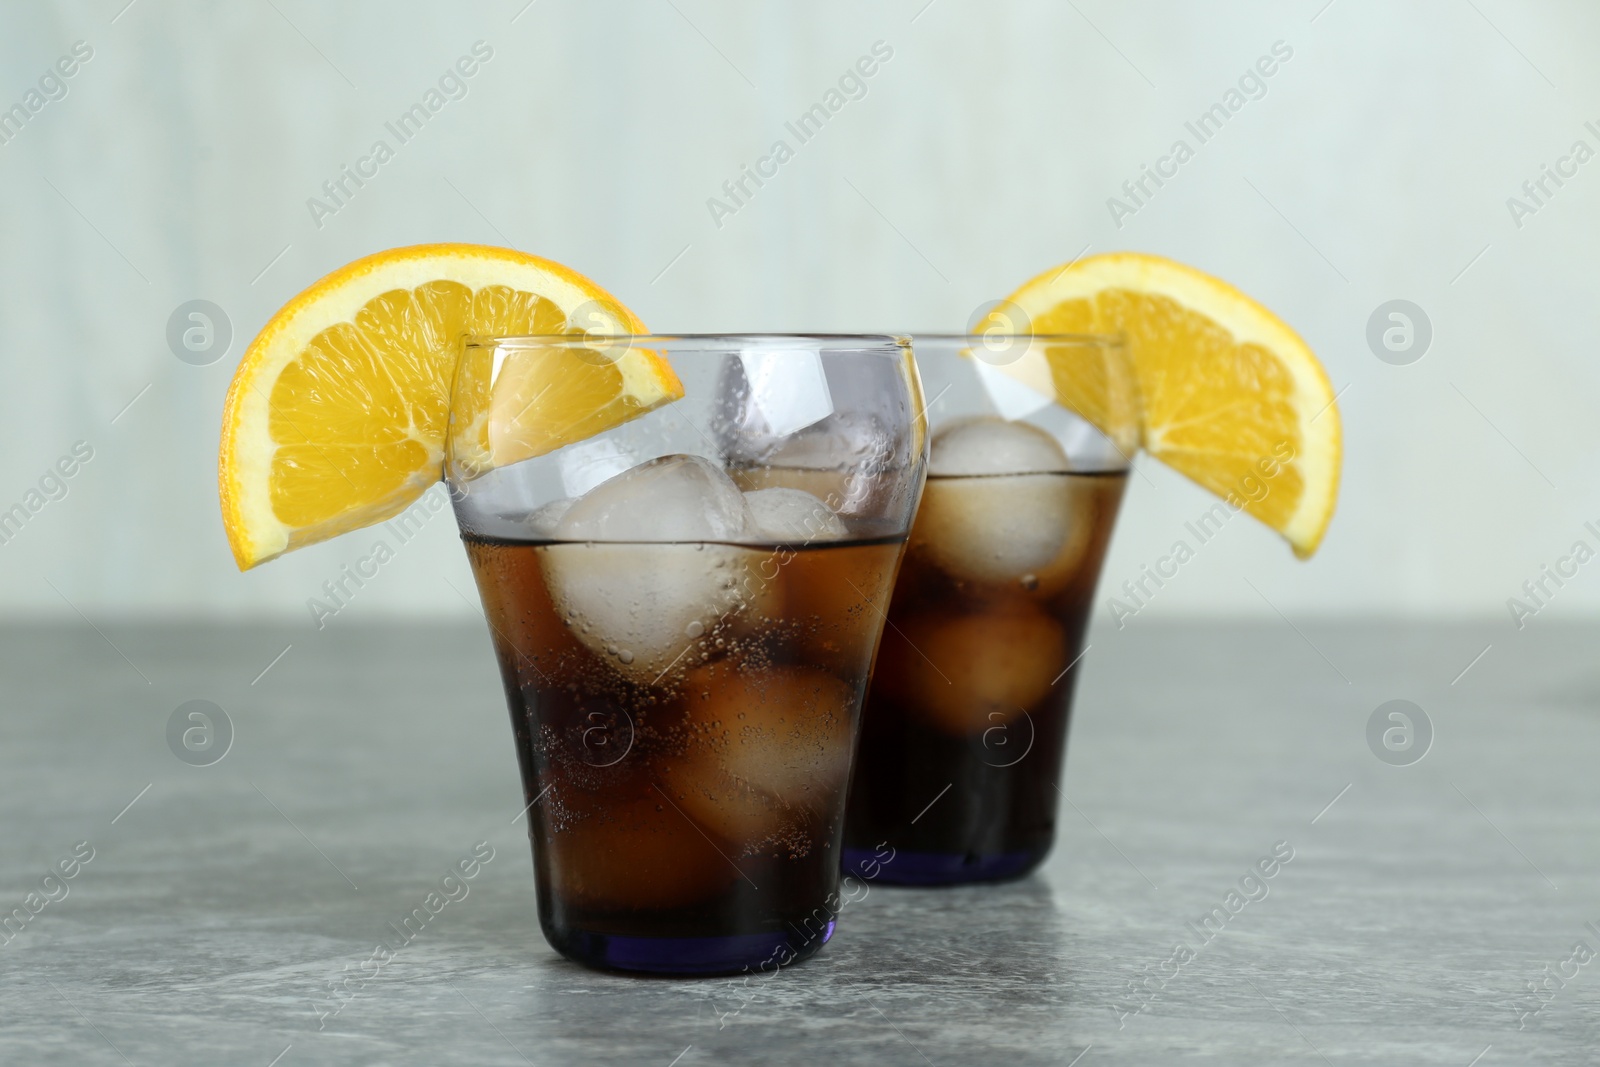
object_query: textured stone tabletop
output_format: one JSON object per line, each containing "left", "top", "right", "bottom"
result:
{"left": 2, "top": 619, "right": 1597, "bottom": 1065}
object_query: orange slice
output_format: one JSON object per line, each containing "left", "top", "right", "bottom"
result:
{"left": 219, "top": 243, "right": 679, "bottom": 569}
{"left": 993, "top": 252, "right": 1340, "bottom": 557}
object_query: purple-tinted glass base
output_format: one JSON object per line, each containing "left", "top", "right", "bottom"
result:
{"left": 844, "top": 846, "right": 1041, "bottom": 886}
{"left": 546, "top": 922, "right": 835, "bottom": 977}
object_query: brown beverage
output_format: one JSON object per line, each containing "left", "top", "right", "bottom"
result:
{"left": 844, "top": 456, "right": 1127, "bottom": 884}
{"left": 466, "top": 529, "right": 901, "bottom": 973}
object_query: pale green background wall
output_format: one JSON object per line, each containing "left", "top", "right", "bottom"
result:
{"left": 1, "top": 0, "right": 1596, "bottom": 633}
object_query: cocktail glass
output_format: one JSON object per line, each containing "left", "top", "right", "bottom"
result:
{"left": 446, "top": 334, "right": 926, "bottom": 974}
{"left": 842, "top": 333, "right": 1135, "bottom": 884}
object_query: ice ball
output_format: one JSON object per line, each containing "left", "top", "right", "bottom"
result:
{"left": 927, "top": 415, "right": 1070, "bottom": 477}
{"left": 659, "top": 665, "right": 855, "bottom": 849}
{"left": 915, "top": 418, "right": 1088, "bottom": 584}
{"left": 556, "top": 453, "right": 753, "bottom": 542}
{"left": 744, "top": 487, "right": 847, "bottom": 542}
{"left": 542, "top": 455, "right": 768, "bottom": 681}
{"left": 873, "top": 607, "right": 1066, "bottom": 736}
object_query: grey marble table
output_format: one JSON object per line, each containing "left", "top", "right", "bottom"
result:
{"left": 2, "top": 619, "right": 1597, "bottom": 1065}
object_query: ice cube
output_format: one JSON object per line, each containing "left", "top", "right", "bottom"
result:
{"left": 914, "top": 474, "right": 1092, "bottom": 585}
{"left": 542, "top": 455, "right": 767, "bottom": 681}
{"left": 917, "top": 417, "right": 1085, "bottom": 583}
{"left": 556, "top": 454, "right": 753, "bottom": 542}
{"left": 744, "top": 488, "right": 847, "bottom": 542}
{"left": 525, "top": 497, "right": 574, "bottom": 537}
{"left": 714, "top": 350, "right": 913, "bottom": 520}
{"left": 659, "top": 665, "right": 854, "bottom": 849}
{"left": 558, "top": 435, "right": 641, "bottom": 498}
{"left": 542, "top": 542, "right": 768, "bottom": 683}
{"left": 928, "top": 415, "right": 1070, "bottom": 476}
{"left": 544, "top": 796, "right": 737, "bottom": 910}
{"left": 872, "top": 606, "right": 1065, "bottom": 736}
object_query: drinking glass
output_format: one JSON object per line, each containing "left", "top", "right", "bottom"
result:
{"left": 842, "top": 334, "right": 1135, "bottom": 884}
{"left": 446, "top": 334, "right": 926, "bottom": 974}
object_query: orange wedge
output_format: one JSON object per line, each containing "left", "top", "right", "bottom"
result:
{"left": 219, "top": 243, "right": 679, "bottom": 570}
{"left": 992, "top": 252, "right": 1340, "bottom": 557}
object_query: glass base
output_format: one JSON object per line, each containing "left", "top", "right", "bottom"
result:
{"left": 844, "top": 846, "right": 1042, "bottom": 886}
{"left": 544, "top": 922, "right": 834, "bottom": 976}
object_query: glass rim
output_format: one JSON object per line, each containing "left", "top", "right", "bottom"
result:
{"left": 463, "top": 332, "right": 911, "bottom": 349}
{"left": 909, "top": 332, "right": 1124, "bottom": 347}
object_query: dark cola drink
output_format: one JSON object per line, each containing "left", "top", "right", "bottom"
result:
{"left": 844, "top": 416, "right": 1127, "bottom": 883}
{"left": 464, "top": 455, "right": 903, "bottom": 974}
